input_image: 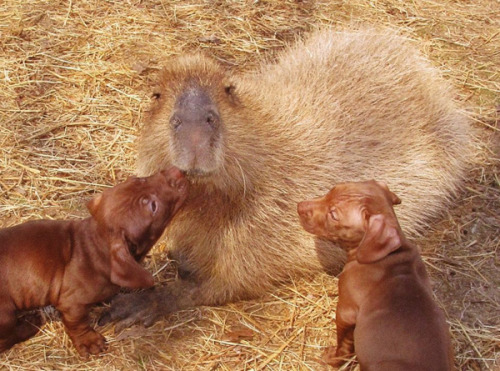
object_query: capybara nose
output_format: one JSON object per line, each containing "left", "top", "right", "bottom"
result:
{"left": 297, "top": 200, "right": 314, "bottom": 218}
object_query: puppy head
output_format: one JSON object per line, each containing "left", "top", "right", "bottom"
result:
{"left": 298, "top": 180, "right": 402, "bottom": 263}
{"left": 87, "top": 166, "right": 189, "bottom": 288}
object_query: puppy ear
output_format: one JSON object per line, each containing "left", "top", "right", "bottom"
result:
{"left": 86, "top": 194, "right": 102, "bottom": 217}
{"left": 110, "top": 233, "right": 154, "bottom": 289}
{"left": 356, "top": 214, "right": 401, "bottom": 264}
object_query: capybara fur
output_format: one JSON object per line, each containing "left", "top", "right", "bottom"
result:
{"left": 104, "top": 28, "right": 472, "bottom": 325}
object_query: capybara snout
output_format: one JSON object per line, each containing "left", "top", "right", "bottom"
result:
{"left": 169, "top": 86, "right": 223, "bottom": 175}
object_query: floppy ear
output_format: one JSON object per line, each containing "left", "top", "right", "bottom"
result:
{"left": 86, "top": 194, "right": 102, "bottom": 217}
{"left": 356, "top": 214, "right": 401, "bottom": 264}
{"left": 109, "top": 233, "right": 154, "bottom": 289}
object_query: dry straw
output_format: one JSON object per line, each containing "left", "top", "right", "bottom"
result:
{"left": 0, "top": 0, "right": 498, "bottom": 370}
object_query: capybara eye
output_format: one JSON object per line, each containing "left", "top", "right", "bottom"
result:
{"left": 152, "top": 92, "right": 161, "bottom": 100}
{"left": 329, "top": 208, "right": 339, "bottom": 221}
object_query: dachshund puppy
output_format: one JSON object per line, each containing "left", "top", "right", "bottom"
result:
{"left": 298, "top": 180, "right": 453, "bottom": 370}
{"left": 0, "top": 167, "right": 188, "bottom": 357}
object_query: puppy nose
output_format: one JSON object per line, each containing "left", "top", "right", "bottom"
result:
{"left": 172, "top": 177, "right": 188, "bottom": 191}
{"left": 163, "top": 166, "right": 184, "bottom": 180}
{"left": 162, "top": 167, "right": 188, "bottom": 192}
{"left": 297, "top": 201, "right": 313, "bottom": 217}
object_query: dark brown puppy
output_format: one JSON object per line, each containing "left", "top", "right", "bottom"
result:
{"left": 298, "top": 180, "right": 453, "bottom": 370}
{"left": 0, "top": 167, "right": 188, "bottom": 357}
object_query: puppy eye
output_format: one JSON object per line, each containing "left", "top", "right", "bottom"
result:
{"left": 329, "top": 209, "right": 339, "bottom": 221}
{"left": 150, "top": 200, "right": 158, "bottom": 214}
{"left": 141, "top": 197, "right": 158, "bottom": 214}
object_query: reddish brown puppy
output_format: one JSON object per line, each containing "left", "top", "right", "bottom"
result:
{"left": 0, "top": 167, "right": 188, "bottom": 357}
{"left": 298, "top": 180, "right": 453, "bottom": 370}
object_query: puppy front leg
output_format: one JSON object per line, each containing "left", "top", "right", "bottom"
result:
{"left": 322, "top": 312, "right": 356, "bottom": 367}
{"left": 60, "top": 305, "right": 106, "bottom": 358}
{"left": 335, "top": 318, "right": 355, "bottom": 359}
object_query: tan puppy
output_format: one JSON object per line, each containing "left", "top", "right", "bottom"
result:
{"left": 0, "top": 167, "right": 188, "bottom": 357}
{"left": 298, "top": 180, "right": 453, "bottom": 370}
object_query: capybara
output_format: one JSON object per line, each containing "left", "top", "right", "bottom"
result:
{"left": 0, "top": 167, "right": 188, "bottom": 357}
{"left": 298, "top": 180, "right": 454, "bottom": 370}
{"left": 101, "top": 28, "right": 472, "bottom": 327}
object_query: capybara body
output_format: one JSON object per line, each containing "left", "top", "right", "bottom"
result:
{"left": 0, "top": 168, "right": 188, "bottom": 356}
{"left": 297, "top": 181, "right": 454, "bottom": 370}
{"left": 105, "top": 28, "right": 472, "bottom": 323}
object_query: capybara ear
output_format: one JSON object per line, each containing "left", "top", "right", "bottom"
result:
{"left": 375, "top": 181, "right": 402, "bottom": 206}
{"left": 223, "top": 78, "right": 240, "bottom": 105}
{"left": 152, "top": 89, "right": 161, "bottom": 100}
{"left": 109, "top": 233, "right": 154, "bottom": 289}
{"left": 86, "top": 194, "right": 103, "bottom": 217}
{"left": 356, "top": 214, "right": 401, "bottom": 264}
{"left": 224, "top": 83, "right": 235, "bottom": 96}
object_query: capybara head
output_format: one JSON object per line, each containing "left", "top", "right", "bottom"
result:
{"left": 298, "top": 180, "right": 403, "bottom": 263}
{"left": 87, "top": 166, "right": 189, "bottom": 288}
{"left": 140, "top": 55, "right": 238, "bottom": 181}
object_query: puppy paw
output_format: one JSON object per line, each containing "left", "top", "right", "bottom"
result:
{"left": 321, "top": 345, "right": 354, "bottom": 368}
{"left": 73, "top": 330, "right": 107, "bottom": 358}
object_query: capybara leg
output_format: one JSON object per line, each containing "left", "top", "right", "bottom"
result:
{"left": 0, "top": 308, "right": 42, "bottom": 352}
{"left": 60, "top": 307, "right": 106, "bottom": 358}
{"left": 98, "top": 279, "right": 200, "bottom": 331}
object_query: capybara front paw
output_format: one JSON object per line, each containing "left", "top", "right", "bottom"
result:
{"left": 72, "top": 330, "right": 107, "bottom": 358}
{"left": 98, "top": 289, "right": 168, "bottom": 331}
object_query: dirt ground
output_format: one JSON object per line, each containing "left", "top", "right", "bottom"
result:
{"left": 0, "top": 0, "right": 498, "bottom": 370}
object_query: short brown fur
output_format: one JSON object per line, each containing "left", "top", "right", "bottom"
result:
{"left": 0, "top": 168, "right": 188, "bottom": 356}
{"left": 297, "top": 180, "right": 454, "bottom": 370}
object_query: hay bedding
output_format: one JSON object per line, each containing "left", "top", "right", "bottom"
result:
{"left": 0, "top": 0, "right": 498, "bottom": 369}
